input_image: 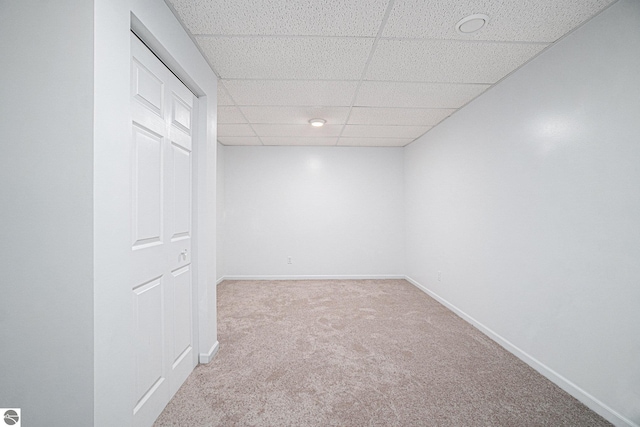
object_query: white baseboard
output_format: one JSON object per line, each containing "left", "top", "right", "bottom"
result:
{"left": 198, "top": 340, "right": 219, "bottom": 364}
{"left": 404, "top": 276, "right": 638, "bottom": 427}
{"left": 219, "top": 274, "right": 405, "bottom": 281}
{"left": 216, "top": 277, "right": 225, "bottom": 285}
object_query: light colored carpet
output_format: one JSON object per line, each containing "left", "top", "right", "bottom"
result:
{"left": 154, "top": 279, "right": 610, "bottom": 426}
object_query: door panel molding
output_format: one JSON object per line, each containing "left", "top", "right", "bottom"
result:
{"left": 130, "top": 33, "right": 197, "bottom": 427}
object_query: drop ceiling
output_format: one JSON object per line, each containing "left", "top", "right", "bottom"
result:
{"left": 167, "top": 0, "right": 615, "bottom": 147}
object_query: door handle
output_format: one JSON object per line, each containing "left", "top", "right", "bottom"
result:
{"left": 180, "top": 249, "right": 188, "bottom": 259}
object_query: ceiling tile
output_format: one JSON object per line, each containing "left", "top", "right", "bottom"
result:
{"left": 252, "top": 124, "right": 343, "bottom": 138}
{"left": 168, "top": 0, "right": 389, "bottom": 36}
{"left": 348, "top": 107, "right": 454, "bottom": 126}
{"left": 217, "top": 136, "right": 262, "bottom": 146}
{"left": 261, "top": 137, "right": 338, "bottom": 146}
{"left": 337, "top": 137, "right": 414, "bottom": 147}
{"left": 195, "top": 0, "right": 612, "bottom": 148}
{"left": 198, "top": 36, "right": 373, "bottom": 80}
{"left": 342, "top": 125, "right": 430, "bottom": 138}
{"left": 218, "top": 124, "right": 256, "bottom": 137}
{"left": 356, "top": 81, "right": 489, "bottom": 108}
{"left": 218, "top": 106, "right": 247, "bottom": 123}
{"left": 240, "top": 106, "right": 350, "bottom": 125}
{"left": 217, "top": 82, "right": 235, "bottom": 105}
{"left": 367, "top": 39, "right": 547, "bottom": 84}
{"left": 382, "top": 0, "right": 614, "bottom": 42}
{"left": 223, "top": 80, "right": 358, "bottom": 106}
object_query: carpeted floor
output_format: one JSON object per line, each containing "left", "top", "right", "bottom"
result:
{"left": 154, "top": 279, "right": 611, "bottom": 426}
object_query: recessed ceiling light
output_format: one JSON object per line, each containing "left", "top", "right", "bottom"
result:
{"left": 309, "top": 118, "right": 326, "bottom": 127}
{"left": 455, "top": 14, "right": 489, "bottom": 34}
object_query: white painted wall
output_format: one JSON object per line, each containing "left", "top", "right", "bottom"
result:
{"left": 217, "top": 142, "right": 226, "bottom": 281}
{"left": 404, "top": 1, "right": 640, "bottom": 425}
{"left": 0, "top": 1, "right": 95, "bottom": 425}
{"left": 94, "top": 0, "right": 132, "bottom": 424}
{"left": 1, "top": 0, "right": 217, "bottom": 425}
{"left": 222, "top": 146, "right": 404, "bottom": 278}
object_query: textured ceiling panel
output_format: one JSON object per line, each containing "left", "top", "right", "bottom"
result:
{"left": 382, "top": 0, "right": 615, "bottom": 42}
{"left": 171, "top": 0, "right": 613, "bottom": 147}
{"left": 348, "top": 107, "right": 455, "bottom": 126}
{"left": 198, "top": 37, "right": 374, "bottom": 80}
{"left": 342, "top": 125, "right": 431, "bottom": 138}
{"left": 337, "top": 137, "right": 414, "bottom": 147}
{"left": 217, "top": 124, "right": 256, "bottom": 137}
{"left": 367, "top": 39, "right": 547, "bottom": 83}
{"left": 261, "top": 137, "right": 338, "bottom": 146}
{"left": 217, "top": 83, "right": 235, "bottom": 105}
{"left": 356, "top": 81, "right": 489, "bottom": 108}
{"left": 217, "top": 136, "right": 262, "bottom": 146}
{"left": 218, "top": 106, "right": 247, "bottom": 123}
{"left": 168, "top": 0, "right": 389, "bottom": 36}
{"left": 252, "top": 124, "right": 343, "bottom": 137}
{"left": 223, "top": 80, "right": 358, "bottom": 106}
{"left": 240, "top": 106, "right": 351, "bottom": 125}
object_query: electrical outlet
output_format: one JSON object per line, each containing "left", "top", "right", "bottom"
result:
{"left": 287, "top": 256, "right": 292, "bottom": 265}
{"left": 437, "top": 271, "right": 442, "bottom": 282}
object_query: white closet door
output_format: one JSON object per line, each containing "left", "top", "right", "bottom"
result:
{"left": 130, "top": 33, "right": 196, "bottom": 427}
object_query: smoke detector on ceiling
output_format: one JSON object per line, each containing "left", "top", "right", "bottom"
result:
{"left": 456, "top": 14, "right": 489, "bottom": 34}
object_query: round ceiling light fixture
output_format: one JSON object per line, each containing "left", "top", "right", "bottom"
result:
{"left": 309, "top": 118, "right": 326, "bottom": 127}
{"left": 455, "top": 14, "right": 489, "bottom": 34}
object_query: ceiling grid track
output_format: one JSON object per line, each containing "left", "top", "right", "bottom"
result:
{"left": 336, "top": 0, "right": 397, "bottom": 145}
{"left": 166, "top": 0, "right": 617, "bottom": 147}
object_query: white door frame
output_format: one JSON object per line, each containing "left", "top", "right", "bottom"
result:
{"left": 94, "top": 2, "right": 218, "bottom": 424}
